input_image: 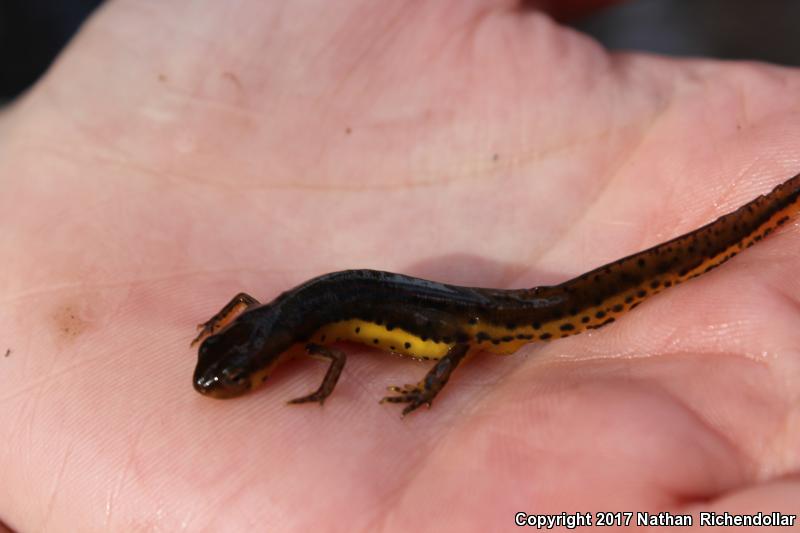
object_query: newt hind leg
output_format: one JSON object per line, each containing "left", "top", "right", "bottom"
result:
{"left": 191, "top": 292, "right": 260, "bottom": 347}
{"left": 381, "top": 342, "right": 471, "bottom": 417}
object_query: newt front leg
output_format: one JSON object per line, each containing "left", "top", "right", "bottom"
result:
{"left": 381, "top": 343, "right": 471, "bottom": 417}
{"left": 191, "top": 292, "right": 260, "bottom": 347}
{"left": 287, "top": 343, "right": 347, "bottom": 405}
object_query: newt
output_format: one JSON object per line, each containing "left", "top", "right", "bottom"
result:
{"left": 192, "top": 172, "right": 800, "bottom": 416}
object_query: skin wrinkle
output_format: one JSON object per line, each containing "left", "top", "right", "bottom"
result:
{"left": 533, "top": 96, "right": 673, "bottom": 271}
{"left": 20, "top": 381, "right": 46, "bottom": 474}
{"left": 6, "top": 394, "right": 37, "bottom": 488}
{"left": 532, "top": 106, "right": 688, "bottom": 267}
{"left": 39, "top": 440, "right": 76, "bottom": 532}
{"left": 766, "top": 278, "right": 800, "bottom": 336}
{"left": 320, "top": 4, "right": 412, "bottom": 104}
{"left": 513, "top": 346, "right": 779, "bottom": 496}
{"left": 168, "top": 447, "right": 252, "bottom": 531}
{"left": 30, "top": 81, "right": 687, "bottom": 193}
{"left": 365, "top": 410, "right": 468, "bottom": 533}
{"left": 732, "top": 71, "right": 754, "bottom": 129}
{"left": 430, "top": 3, "right": 489, "bottom": 72}
{"left": 696, "top": 78, "right": 729, "bottom": 173}
{"left": 762, "top": 397, "right": 800, "bottom": 479}
{"left": 2, "top": 275, "right": 200, "bottom": 305}
{"left": 94, "top": 19, "right": 621, "bottom": 190}
{"left": 389, "top": 361, "right": 723, "bottom": 517}
{"left": 728, "top": 158, "right": 765, "bottom": 199}
{"left": 57, "top": 90, "right": 255, "bottom": 178}
{"left": 367, "top": 355, "right": 533, "bottom": 532}
{"left": 624, "top": 370, "right": 745, "bottom": 509}
{"left": 361, "top": 363, "right": 504, "bottom": 531}
{"left": 655, "top": 276, "right": 785, "bottom": 358}
{"left": 104, "top": 418, "right": 147, "bottom": 531}
{"left": 0, "top": 343, "right": 121, "bottom": 404}
{"left": 675, "top": 474, "right": 800, "bottom": 525}
{"left": 758, "top": 286, "right": 800, "bottom": 440}
{"left": 496, "top": 120, "right": 656, "bottom": 282}
{"left": 681, "top": 351, "right": 792, "bottom": 478}
{"left": 775, "top": 409, "right": 800, "bottom": 475}
{"left": 158, "top": 85, "right": 259, "bottom": 119}
{"left": 647, "top": 375, "right": 752, "bottom": 493}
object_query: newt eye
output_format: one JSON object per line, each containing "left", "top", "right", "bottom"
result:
{"left": 222, "top": 367, "right": 247, "bottom": 384}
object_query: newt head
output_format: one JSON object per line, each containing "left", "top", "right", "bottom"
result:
{"left": 193, "top": 307, "right": 292, "bottom": 398}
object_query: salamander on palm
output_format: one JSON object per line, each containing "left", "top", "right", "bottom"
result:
{"left": 192, "top": 173, "right": 800, "bottom": 416}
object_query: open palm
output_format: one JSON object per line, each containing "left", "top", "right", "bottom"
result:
{"left": 2, "top": 1, "right": 799, "bottom": 531}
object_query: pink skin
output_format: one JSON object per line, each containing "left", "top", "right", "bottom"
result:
{"left": 1, "top": 1, "right": 800, "bottom": 531}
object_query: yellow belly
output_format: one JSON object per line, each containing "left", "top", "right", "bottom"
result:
{"left": 312, "top": 319, "right": 453, "bottom": 360}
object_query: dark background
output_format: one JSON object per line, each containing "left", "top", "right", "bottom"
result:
{"left": 574, "top": 0, "right": 800, "bottom": 67}
{"left": 0, "top": 0, "right": 103, "bottom": 101}
{"left": 1, "top": 0, "right": 800, "bottom": 103}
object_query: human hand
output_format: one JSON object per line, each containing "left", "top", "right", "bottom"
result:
{"left": 1, "top": 1, "right": 799, "bottom": 530}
